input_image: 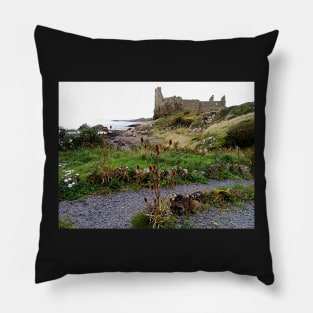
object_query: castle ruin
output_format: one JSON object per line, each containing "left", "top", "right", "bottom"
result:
{"left": 153, "top": 87, "right": 226, "bottom": 119}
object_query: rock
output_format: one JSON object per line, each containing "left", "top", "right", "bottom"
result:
{"left": 190, "top": 191, "right": 207, "bottom": 203}
{"left": 192, "top": 170, "right": 206, "bottom": 177}
{"left": 160, "top": 169, "right": 171, "bottom": 178}
{"left": 170, "top": 194, "right": 191, "bottom": 215}
{"left": 238, "top": 165, "right": 252, "bottom": 178}
{"left": 207, "top": 136, "right": 216, "bottom": 143}
{"left": 181, "top": 168, "right": 189, "bottom": 178}
{"left": 143, "top": 168, "right": 150, "bottom": 174}
{"left": 190, "top": 199, "right": 201, "bottom": 210}
{"left": 207, "top": 164, "right": 222, "bottom": 176}
{"left": 93, "top": 124, "right": 109, "bottom": 132}
{"left": 226, "top": 164, "right": 252, "bottom": 178}
{"left": 124, "top": 130, "right": 133, "bottom": 137}
{"left": 174, "top": 168, "right": 189, "bottom": 178}
{"left": 170, "top": 193, "right": 202, "bottom": 215}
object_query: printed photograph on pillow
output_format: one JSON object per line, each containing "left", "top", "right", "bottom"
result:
{"left": 58, "top": 81, "right": 255, "bottom": 229}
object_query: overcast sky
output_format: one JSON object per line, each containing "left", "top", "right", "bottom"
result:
{"left": 59, "top": 82, "right": 254, "bottom": 129}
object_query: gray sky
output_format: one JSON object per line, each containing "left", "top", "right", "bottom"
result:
{"left": 59, "top": 82, "right": 254, "bottom": 129}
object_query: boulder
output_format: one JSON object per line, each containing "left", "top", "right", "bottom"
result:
{"left": 170, "top": 194, "right": 191, "bottom": 215}
{"left": 190, "top": 191, "right": 207, "bottom": 203}
{"left": 170, "top": 193, "right": 201, "bottom": 215}
{"left": 239, "top": 165, "right": 252, "bottom": 178}
{"left": 192, "top": 170, "right": 206, "bottom": 177}
{"left": 226, "top": 164, "right": 252, "bottom": 178}
{"left": 175, "top": 168, "right": 188, "bottom": 178}
{"left": 207, "top": 164, "right": 222, "bottom": 176}
{"left": 124, "top": 130, "right": 133, "bottom": 137}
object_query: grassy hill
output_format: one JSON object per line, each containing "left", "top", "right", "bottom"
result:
{"left": 152, "top": 102, "right": 254, "bottom": 150}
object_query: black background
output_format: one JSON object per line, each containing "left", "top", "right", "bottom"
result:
{"left": 35, "top": 26, "right": 278, "bottom": 285}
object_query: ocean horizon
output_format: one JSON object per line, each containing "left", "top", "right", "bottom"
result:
{"left": 60, "top": 119, "right": 146, "bottom": 131}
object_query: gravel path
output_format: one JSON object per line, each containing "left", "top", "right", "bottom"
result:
{"left": 59, "top": 179, "right": 254, "bottom": 229}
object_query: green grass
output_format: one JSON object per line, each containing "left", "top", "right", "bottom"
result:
{"left": 180, "top": 218, "right": 195, "bottom": 229}
{"left": 59, "top": 180, "right": 105, "bottom": 201}
{"left": 59, "top": 146, "right": 253, "bottom": 201}
{"left": 131, "top": 211, "right": 177, "bottom": 229}
{"left": 130, "top": 211, "right": 152, "bottom": 229}
{"left": 59, "top": 218, "right": 75, "bottom": 229}
{"left": 231, "top": 183, "right": 255, "bottom": 200}
{"left": 203, "top": 113, "right": 254, "bottom": 139}
{"left": 59, "top": 148, "right": 251, "bottom": 178}
{"left": 154, "top": 110, "right": 199, "bottom": 129}
{"left": 59, "top": 147, "right": 104, "bottom": 181}
{"left": 203, "top": 186, "right": 254, "bottom": 208}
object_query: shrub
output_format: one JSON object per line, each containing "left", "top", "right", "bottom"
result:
{"left": 232, "top": 102, "right": 254, "bottom": 116}
{"left": 214, "top": 153, "right": 236, "bottom": 164}
{"left": 73, "top": 127, "right": 103, "bottom": 148}
{"left": 213, "top": 107, "right": 229, "bottom": 122}
{"left": 59, "top": 126, "right": 103, "bottom": 150}
{"left": 131, "top": 211, "right": 152, "bottom": 229}
{"left": 224, "top": 119, "right": 254, "bottom": 148}
{"left": 86, "top": 166, "right": 130, "bottom": 192}
{"left": 59, "top": 218, "right": 75, "bottom": 229}
{"left": 170, "top": 116, "right": 193, "bottom": 128}
{"left": 181, "top": 218, "right": 195, "bottom": 229}
{"left": 204, "top": 188, "right": 254, "bottom": 208}
{"left": 131, "top": 210, "right": 177, "bottom": 229}
{"left": 59, "top": 180, "right": 100, "bottom": 201}
{"left": 59, "top": 127, "right": 75, "bottom": 150}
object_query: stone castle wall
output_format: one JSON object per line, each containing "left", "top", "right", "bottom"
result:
{"left": 153, "top": 87, "right": 226, "bottom": 119}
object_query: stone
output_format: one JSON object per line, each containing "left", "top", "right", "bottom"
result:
{"left": 192, "top": 170, "right": 206, "bottom": 177}
{"left": 170, "top": 194, "right": 191, "bottom": 215}
{"left": 226, "top": 164, "right": 252, "bottom": 178}
{"left": 143, "top": 168, "right": 150, "bottom": 174}
{"left": 176, "top": 168, "right": 189, "bottom": 178}
{"left": 170, "top": 193, "right": 202, "bottom": 215}
{"left": 190, "top": 191, "right": 207, "bottom": 203}
{"left": 124, "top": 130, "right": 133, "bottom": 137}
{"left": 207, "top": 164, "right": 222, "bottom": 176}
{"left": 239, "top": 165, "right": 252, "bottom": 178}
{"left": 190, "top": 199, "right": 201, "bottom": 210}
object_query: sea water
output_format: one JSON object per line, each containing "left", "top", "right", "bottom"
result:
{"left": 100, "top": 119, "right": 144, "bottom": 131}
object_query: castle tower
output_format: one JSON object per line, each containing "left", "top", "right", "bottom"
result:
{"left": 220, "top": 95, "right": 226, "bottom": 106}
{"left": 154, "top": 87, "right": 164, "bottom": 119}
{"left": 155, "top": 87, "right": 164, "bottom": 106}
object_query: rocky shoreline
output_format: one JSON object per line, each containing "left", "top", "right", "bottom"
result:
{"left": 103, "top": 122, "right": 162, "bottom": 150}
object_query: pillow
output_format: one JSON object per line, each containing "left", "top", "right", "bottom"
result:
{"left": 35, "top": 25, "right": 278, "bottom": 285}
